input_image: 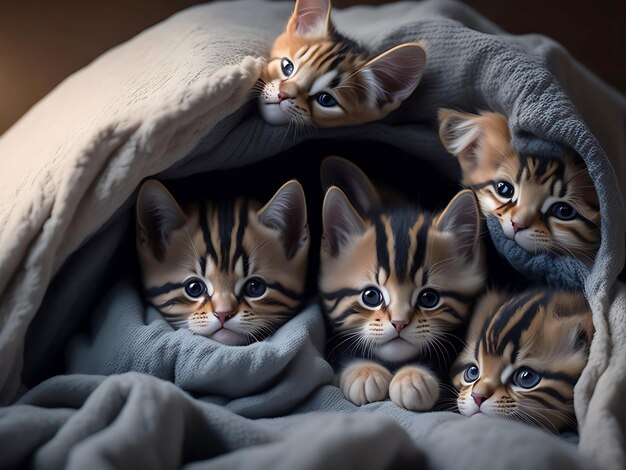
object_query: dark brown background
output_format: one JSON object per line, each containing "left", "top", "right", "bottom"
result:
{"left": 1, "top": 0, "right": 624, "bottom": 135}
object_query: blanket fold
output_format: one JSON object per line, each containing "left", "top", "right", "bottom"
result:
{"left": 1, "top": 0, "right": 625, "bottom": 469}
{"left": 2, "top": 373, "right": 600, "bottom": 470}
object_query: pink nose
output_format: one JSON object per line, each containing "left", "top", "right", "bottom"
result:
{"left": 214, "top": 311, "right": 235, "bottom": 326}
{"left": 277, "top": 91, "right": 292, "bottom": 101}
{"left": 472, "top": 393, "right": 486, "bottom": 407}
{"left": 512, "top": 221, "right": 526, "bottom": 234}
{"left": 391, "top": 320, "right": 408, "bottom": 334}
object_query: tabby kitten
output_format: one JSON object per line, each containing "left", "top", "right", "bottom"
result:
{"left": 258, "top": 0, "right": 426, "bottom": 127}
{"left": 135, "top": 179, "right": 309, "bottom": 345}
{"left": 319, "top": 157, "right": 486, "bottom": 410}
{"left": 438, "top": 109, "right": 600, "bottom": 266}
{"left": 451, "top": 289, "right": 593, "bottom": 432}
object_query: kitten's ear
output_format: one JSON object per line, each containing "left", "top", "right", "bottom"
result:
{"left": 287, "top": 0, "right": 331, "bottom": 37}
{"left": 552, "top": 292, "right": 594, "bottom": 349}
{"left": 321, "top": 156, "right": 381, "bottom": 215}
{"left": 438, "top": 109, "right": 509, "bottom": 182}
{"left": 136, "top": 180, "right": 187, "bottom": 261}
{"left": 322, "top": 186, "right": 367, "bottom": 257}
{"left": 362, "top": 42, "right": 426, "bottom": 104}
{"left": 435, "top": 189, "right": 481, "bottom": 258}
{"left": 257, "top": 180, "right": 309, "bottom": 259}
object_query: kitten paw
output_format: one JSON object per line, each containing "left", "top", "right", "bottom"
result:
{"left": 389, "top": 366, "right": 440, "bottom": 411}
{"left": 339, "top": 361, "right": 392, "bottom": 406}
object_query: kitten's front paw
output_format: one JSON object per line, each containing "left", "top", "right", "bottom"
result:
{"left": 389, "top": 366, "right": 440, "bottom": 411}
{"left": 339, "top": 361, "right": 392, "bottom": 406}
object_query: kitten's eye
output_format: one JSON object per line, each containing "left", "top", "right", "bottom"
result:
{"left": 184, "top": 278, "right": 207, "bottom": 299}
{"left": 281, "top": 58, "right": 294, "bottom": 77}
{"left": 512, "top": 367, "right": 541, "bottom": 389}
{"left": 417, "top": 288, "right": 440, "bottom": 309}
{"left": 464, "top": 365, "right": 480, "bottom": 383}
{"left": 360, "top": 287, "right": 383, "bottom": 309}
{"left": 495, "top": 181, "right": 514, "bottom": 199}
{"left": 244, "top": 277, "right": 267, "bottom": 298}
{"left": 316, "top": 92, "right": 337, "bottom": 108}
{"left": 550, "top": 202, "right": 578, "bottom": 221}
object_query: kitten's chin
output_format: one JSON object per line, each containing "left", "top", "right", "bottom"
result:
{"left": 374, "top": 338, "right": 418, "bottom": 363}
{"left": 209, "top": 328, "right": 249, "bottom": 346}
{"left": 258, "top": 100, "right": 291, "bottom": 125}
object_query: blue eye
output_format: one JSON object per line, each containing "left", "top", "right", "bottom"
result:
{"left": 551, "top": 202, "right": 578, "bottom": 221}
{"left": 361, "top": 287, "right": 383, "bottom": 308}
{"left": 316, "top": 92, "right": 337, "bottom": 107}
{"left": 464, "top": 365, "right": 479, "bottom": 383}
{"left": 281, "top": 58, "right": 294, "bottom": 77}
{"left": 244, "top": 277, "right": 267, "bottom": 298}
{"left": 418, "top": 288, "right": 440, "bottom": 309}
{"left": 513, "top": 367, "right": 541, "bottom": 389}
{"left": 495, "top": 181, "right": 514, "bottom": 199}
{"left": 184, "top": 278, "right": 206, "bottom": 298}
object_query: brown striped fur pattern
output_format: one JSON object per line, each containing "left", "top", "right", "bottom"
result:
{"left": 451, "top": 289, "right": 593, "bottom": 432}
{"left": 135, "top": 180, "right": 309, "bottom": 346}
{"left": 319, "top": 157, "right": 486, "bottom": 410}
{"left": 258, "top": 0, "right": 426, "bottom": 127}
{"left": 439, "top": 110, "right": 600, "bottom": 266}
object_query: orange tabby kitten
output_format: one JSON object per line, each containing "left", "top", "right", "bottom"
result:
{"left": 452, "top": 289, "right": 593, "bottom": 432}
{"left": 135, "top": 179, "right": 309, "bottom": 345}
{"left": 259, "top": 0, "right": 426, "bottom": 127}
{"left": 438, "top": 109, "right": 600, "bottom": 266}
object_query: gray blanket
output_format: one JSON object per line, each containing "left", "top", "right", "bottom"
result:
{"left": 0, "top": 1, "right": 625, "bottom": 469}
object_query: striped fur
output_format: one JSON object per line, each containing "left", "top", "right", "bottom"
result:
{"left": 439, "top": 109, "right": 601, "bottom": 266}
{"left": 451, "top": 289, "right": 593, "bottom": 432}
{"left": 258, "top": 0, "right": 426, "bottom": 127}
{"left": 136, "top": 180, "right": 309, "bottom": 345}
{"left": 319, "top": 158, "right": 486, "bottom": 409}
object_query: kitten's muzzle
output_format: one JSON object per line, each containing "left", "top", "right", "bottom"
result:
{"left": 277, "top": 91, "right": 294, "bottom": 102}
{"left": 471, "top": 392, "right": 487, "bottom": 407}
{"left": 214, "top": 311, "right": 236, "bottom": 326}
{"left": 391, "top": 320, "right": 408, "bottom": 334}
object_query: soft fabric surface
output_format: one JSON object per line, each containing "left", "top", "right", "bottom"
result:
{"left": 0, "top": 0, "right": 625, "bottom": 469}
{"left": 67, "top": 280, "right": 332, "bottom": 418}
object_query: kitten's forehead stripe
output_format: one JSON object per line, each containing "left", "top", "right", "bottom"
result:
{"left": 480, "top": 292, "right": 553, "bottom": 365}
{"left": 199, "top": 256, "right": 207, "bottom": 276}
{"left": 310, "top": 43, "right": 339, "bottom": 70}
{"left": 218, "top": 200, "right": 235, "bottom": 270}
{"left": 234, "top": 199, "right": 249, "bottom": 275}
{"left": 390, "top": 211, "right": 414, "bottom": 282}
{"left": 374, "top": 215, "right": 390, "bottom": 275}
{"left": 198, "top": 200, "right": 218, "bottom": 263}
{"left": 295, "top": 45, "right": 310, "bottom": 59}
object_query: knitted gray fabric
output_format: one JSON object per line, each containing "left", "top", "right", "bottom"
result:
{"left": 0, "top": 1, "right": 624, "bottom": 469}
{"left": 486, "top": 216, "right": 588, "bottom": 289}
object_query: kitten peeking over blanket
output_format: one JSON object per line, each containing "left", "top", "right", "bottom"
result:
{"left": 135, "top": 179, "right": 309, "bottom": 345}
{"left": 438, "top": 109, "right": 601, "bottom": 267}
{"left": 258, "top": 0, "right": 426, "bottom": 127}
{"left": 319, "top": 157, "right": 486, "bottom": 411}
{"left": 452, "top": 289, "right": 593, "bottom": 432}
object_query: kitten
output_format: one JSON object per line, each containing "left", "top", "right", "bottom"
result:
{"left": 451, "top": 289, "right": 593, "bottom": 432}
{"left": 258, "top": 0, "right": 426, "bottom": 127}
{"left": 438, "top": 109, "right": 600, "bottom": 266}
{"left": 135, "top": 179, "right": 309, "bottom": 345}
{"left": 319, "top": 157, "right": 486, "bottom": 410}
